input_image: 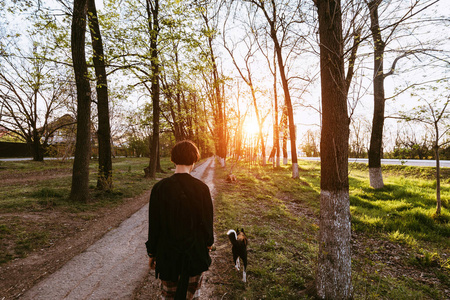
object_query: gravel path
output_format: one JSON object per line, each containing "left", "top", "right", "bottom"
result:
{"left": 21, "top": 157, "right": 216, "bottom": 300}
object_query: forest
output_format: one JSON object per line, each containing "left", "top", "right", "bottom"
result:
{"left": 0, "top": 0, "right": 449, "bottom": 298}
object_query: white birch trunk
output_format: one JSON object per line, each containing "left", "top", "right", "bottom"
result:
{"left": 292, "top": 162, "right": 299, "bottom": 179}
{"left": 316, "top": 189, "right": 352, "bottom": 299}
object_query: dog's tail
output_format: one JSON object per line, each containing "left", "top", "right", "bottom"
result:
{"left": 227, "top": 229, "right": 237, "bottom": 246}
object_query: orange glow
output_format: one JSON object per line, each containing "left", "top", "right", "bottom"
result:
{"left": 243, "top": 117, "right": 260, "bottom": 135}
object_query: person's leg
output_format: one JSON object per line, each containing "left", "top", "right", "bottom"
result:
{"left": 187, "top": 274, "right": 203, "bottom": 300}
{"left": 160, "top": 280, "right": 177, "bottom": 300}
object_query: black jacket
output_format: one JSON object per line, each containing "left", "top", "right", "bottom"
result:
{"left": 146, "top": 173, "right": 214, "bottom": 282}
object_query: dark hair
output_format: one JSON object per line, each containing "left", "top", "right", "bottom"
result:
{"left": 170, "top": 140, "right": 200, "bottom": 165}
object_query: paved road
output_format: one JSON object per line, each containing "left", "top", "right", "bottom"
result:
{"left": 0, "top": 157, "right": 64, "bottom": 161}
{"left": 300, "top": 157, "right": 450, "bottom": 168}
{"left": 21, "top": 157, "right": 216, "bottom": 300}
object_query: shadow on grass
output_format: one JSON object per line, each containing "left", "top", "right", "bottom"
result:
{"left": 349, "top": 177, "right": 450, "bottom": 245}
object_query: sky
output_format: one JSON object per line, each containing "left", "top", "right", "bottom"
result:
{"left": 2, "top": 0, "right": 449, "bottom": 153}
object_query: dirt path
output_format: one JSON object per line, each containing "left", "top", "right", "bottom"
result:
{"left": 18, "top": 157, "right": 217, "bottom": 300}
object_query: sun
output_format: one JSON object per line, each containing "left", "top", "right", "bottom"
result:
{"left": 243, "top": 117, "right": 260, "bottom": 135}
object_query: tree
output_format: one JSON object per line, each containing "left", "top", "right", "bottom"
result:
{"left": 398, "top": 86, "right": 449, "bottom": 215}
{"left": 158, "top": 3, "right": 205, "bottom": 143}
{"left": 87, "top": 0, "right": 113, "bottom": 190}
{"left": 0, "top": 45, "right": 73, "bottom": 161}
{"left": 0, "top": 2, "right": 75, "bottom": 162}
{"left": 366, "top": 0, "right": 440, "bottom": 189}
{"left": 143, "top": 0, "right": 161, "bottom": 179}
{"left": 199, "top": 2, "right": 227, "bottom": 164}
{"left": 315, "top": 0, "right": 352, "bottom": 298}
{"left": 301, "top": 129, "right": 319, "bottom": 157}
{"left": 223, "top": 11, "right": 268, "bottom": 166}
{"left": 243, "top": 0, "right": 303, "bottom": 178}
{"left": 70, "top": 0, "right": 92, "bottom": 202}
{"left": 391, "top": 123, "right": 432, "bottom": 159}
{"left": 349, "top": 116, "right": 370, "bottom": 158}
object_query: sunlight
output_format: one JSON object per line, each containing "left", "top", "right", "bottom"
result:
{"left": 243, "top": 117, "right": 260, "bottom": 135}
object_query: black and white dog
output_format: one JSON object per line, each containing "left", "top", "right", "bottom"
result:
{"left": 227, "top": 228, "right": 248, "bottom": 282}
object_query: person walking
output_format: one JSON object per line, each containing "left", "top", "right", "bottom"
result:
{"left": 146, "top": 140, "right": 214, "bottom": 299}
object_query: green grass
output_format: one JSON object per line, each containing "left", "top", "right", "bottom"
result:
{"left": 349, "top": 170, "right": 450, "bottom": 247}
{"left": 213, "top": 160, "right": 449, "bottom": 299}
{"left": 0, "top": 157, "right": 174, "bottom": 213}
{"left": 0, "top": 157, "right": 175, "bottom": 264}
{"left": 213, "top": 161, "right": 319, "bottom": 299}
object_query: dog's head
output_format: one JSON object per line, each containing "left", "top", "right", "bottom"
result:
{"left": 236, "top": 228, "right": 247, "bottom": 243}
{"left": 236, "top": 228, "right": 245, "bottom": 234}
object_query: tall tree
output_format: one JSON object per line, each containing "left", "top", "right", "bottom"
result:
{"left": 87, "top": 0, "right": 113, "bottom": 190}
{"left": 366, "top": 0, "right": 439, "bottom": 188}
{"left": 199, "top": 5, "right": 227, "bottom": 163}
{"left": 223, "top": 17, "right": 267, "bottom": 166}
{"left": 244, "top": 0, "right": 304, "bottom": 178}
{"left": 315, "top": 0, "right": 352, "bottom": 298}
{"left": 144, "top": 0, "right": 161, "bottom": 179}
{"left": 70, "top": 0, "right": 92, "bottom": 202}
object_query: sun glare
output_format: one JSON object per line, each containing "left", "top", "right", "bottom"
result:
{"left": 243, "top": 118, "right": 260, "bottom": 135}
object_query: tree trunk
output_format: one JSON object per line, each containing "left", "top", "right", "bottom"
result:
{"left": 273, "top": 51, "right": 280, "bottom": 168}
{"left": 315, "top": 0, "right": 352, "bottom": 298}
{"left": 32, "top": 129, "right": 44, "bottom": 161}
{"left": 281, "top": 106, "right": 288, "bottom": 165}
{"left": 70, "top": 0, "right": 92, "bottom": 203}
{"left": 203, "top": 12, "right": 226, "bottom": 162}
{"left": 368, "top": 0, "right": 385, "bottom": 189}
{"left": 272, "top": 32, "right": 298, "bottom": 178}
{"left": 249, "top": 85, "right": 266, "bottom": 166}
{"left": 87, "top": 0, "right": 112, "bottom": 190}
{"left": 145, "top": 0, "right": 160, "bottom": 179}
{"left": 254, "top": 0, "right": 297, "bottom": 176}
{"left": 435, "top": 144, "right": 441, "bottom": 215}
{"left": 212, "top": 49, "right": 226, "bottom": 161}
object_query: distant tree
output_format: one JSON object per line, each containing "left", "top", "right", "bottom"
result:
{"left": 0, "top": 46, "right": 73, "bottom": 161}
{"left": 198, "top": 2, "right": 227, "bottom": 165}
{"left": 391, "top": 123, "right": 432, "bottom": 159}
{"left": 398, "top": 85, "right": 449, "bottom": 215}
{"left": 300, "top": 129, "right": 320, "bottom": 157}
{"left": 315, "top": 0, "right": 352, "bottom": 298}
{"left": 158, "top": 3, "right": 205, "bottom": 143}
{"left": 223, "top": 12, "right": 268, "bottom": 166}
{"left": 349, "top": 117, "right": 371, "bottom": 158}
{"left": 243, "top": 0, "right": 305, "bottom": 178}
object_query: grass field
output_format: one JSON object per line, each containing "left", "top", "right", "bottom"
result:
{"left": 0, "top": 157, "right": 449, "bottom": 299}
{"left": 213, "top": 160, "right": 450, "bottom": 299}
{"left": 0, "top": 157, "right": 173, "bottom": 264}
